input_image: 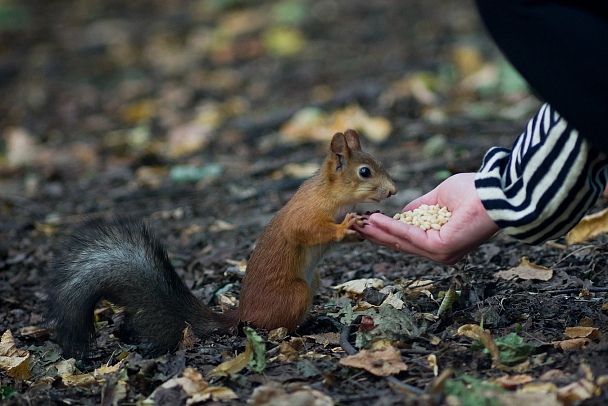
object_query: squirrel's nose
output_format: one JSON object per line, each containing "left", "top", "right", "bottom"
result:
{"left": 388, "top": 184, "right": 397, "bottom": 198}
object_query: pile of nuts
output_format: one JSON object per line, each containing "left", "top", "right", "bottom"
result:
{"left": 393, "top": 204, "right": 452, "bottom": 231}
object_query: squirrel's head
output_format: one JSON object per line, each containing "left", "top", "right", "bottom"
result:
{"left": 326, "top": 129, "right": 397, "bottom": 204}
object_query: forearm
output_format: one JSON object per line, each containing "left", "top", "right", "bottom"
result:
{"left": 475, "top": 104, "right": 608, "bottom": 244}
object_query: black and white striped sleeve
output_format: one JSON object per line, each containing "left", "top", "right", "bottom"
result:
{"left": 474, "top": 103, "right": 608, "bottom": 244}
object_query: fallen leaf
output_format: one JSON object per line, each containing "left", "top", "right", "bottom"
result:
{"left": 93, "top": 361, "right": 123, "bottom": 377}
{"left": 277, "top": 342, "right": 299, "bottom": 363}
{"left": 437, "top": 288, "right": 459, "bottom": 317}
{"left": 151, "top": 367, "right": 237, "bottom": 404}
{"left": 566, "top": 207, "right": 608, "bottom": 244}
{"left": 268, "top": 327, "right": 289, "bottom": 342}
{"left": 249, "top": 384, "right": 334, "bottom": 406}
{"left": 557, "top": 379, "right": 598, "bottom": 404}
{"left": 0, "top": 330, "right": 30, "bottom": 380}
{"left": 494, "top": 374, "right": 534, "bottom": 389}
{"left": 428, "top": 354, "right": 438, "bottom": 376}
{"left": 333, "top": 278, "right": 384, "bottom": 295}
{"left": 304, "top": 332, "right": 340, "bottom": 347}
{"left": 495, "top": 391, "right": 560, "bottom": 406}
{"left": 478, "top": 329, "right": 501, "bottom": 364}
{"left": 339, "top": 347, "right": 407, "bottom": 377}
{"left": 455, "top": 324, "right": 482, "bottom": 340}
{"left": 382, "top": 292, "right": 404, "bottom": 310}
{"left": 564, "top": 326, "right": 601, "bottom": 340}
{"left": 207, "top": 343, "right": 252, "bottom": 377}
{"left": 60, "top": 373, "right": 103, "bottom": 388}
{"left": 520, "top": 381, "right": 559, "bottom": 394}
{"left": 552, "top": 338, "right": 588, "bottom": 351}
{"left": 495, "top": 257, "right": 553, "bottom": 281}
{"left": 4, "top": 127, "right": 37, "bottom": 168}
{"left": 244, "top": 326, "right": 267, "bottom": 373}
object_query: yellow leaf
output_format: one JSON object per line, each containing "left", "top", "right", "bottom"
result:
{"left": 566, "top": 207, "right": 608, "bottom": 244}
{"left": 495, "top": 257, "right": 553, "bottom": 281}
{"left": 207, "top": 343, "right": 253, "bottom": 377}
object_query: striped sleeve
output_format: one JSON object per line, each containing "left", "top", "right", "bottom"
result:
{"left": 474, "top": 103, "right": 608, "bottom": 244}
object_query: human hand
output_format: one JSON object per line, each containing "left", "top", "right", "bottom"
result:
{"left": 354, "top": 172, "right": 500, "bottom": 265}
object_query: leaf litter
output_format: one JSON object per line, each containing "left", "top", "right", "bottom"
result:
{"left": 2, "top": 0, "right": 608, "bottom": 405}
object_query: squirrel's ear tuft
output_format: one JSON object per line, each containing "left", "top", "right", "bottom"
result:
{"left": 343, "top": 129, "right": 362, "bottom": 151}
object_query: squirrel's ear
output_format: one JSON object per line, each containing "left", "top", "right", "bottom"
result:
{"left": 330, "top": 132, "right": 350, "bottom": 171}
{"left": 330, "top": 132, "right": 348, "bottom": 155}
{"left": 343, "top": 129, "right": 362, "bottom": 151}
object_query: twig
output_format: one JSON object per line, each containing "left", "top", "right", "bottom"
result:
{"left": 544, "top": 287, "right": 608, "bottom": 295}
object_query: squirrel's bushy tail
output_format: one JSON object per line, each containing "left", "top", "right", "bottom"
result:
{"left": 46, "top": 217, "right": 236, "bottom": 358}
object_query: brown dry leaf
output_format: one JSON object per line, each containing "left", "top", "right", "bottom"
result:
{"left": 277, "top": 342, "right": 299, "bottom": 363}
{"left": 249, "top": 383, "right": 334, "bottom": 406}
{"left": 178, "top": 325, "right": 199, "bottom": 351}
{"left": 495, "top": 391, "right": 560, "bottom": 406}
{"left": 402, "top": 279, "right": 436, "bottom": 293}
{"left": 304, "top": 332, "right": 340, "bottom": 347}
{"left": 333, "top": 278, "right": 384, "bottom": 295}
{"left": 557, "top": 379, "right": 598, "bottom": 404}
{"left": 478, "top": 329, "right": 501, "bottom": 364}
{"left": 207, "top": 342, "right": 252, "bottom": 377}
{"left": 369, "top": 338, "right": 395, "bottom": 351}
{"left": 268, "top": 327, "right": 289, "bottom": 342}
{"left": 0, "top": 330, "right": 30, "bottom": 380}
{"left": 455, "top": 324, "right": 482, "bottom": 340}
{"left": 428, "top": 354, "right": 438, "bottom": 376}
{"left": 152, "top": 367, "right": 237, "bottom": 404}
{"left": 601, "top": 302, "right": 608, "bottom": 312}
{"left": 566, "top": 207, "right": 608, "bottom": 244}
{"left": 494, "top": 374, "right": 534, "bottom": 389}
{"left": 520, "top": 381, "right": 559, "bottom": 394}
{"left": 94, "top": 360, "right": 123, "bottom": 377}
{"left": 552, "top": 338, "right": 588, "bottom": 351}
{"left": 564, "top": 326, "right": 601, "bottom": 340}
{"left": 339, "top": 347, "right": 407, "bottom": 377}
{"left": 61, "top": 372, "right": 104, "bottom": 388}
{"left": 495, "top": 257, "right": 553, "bottom": 281}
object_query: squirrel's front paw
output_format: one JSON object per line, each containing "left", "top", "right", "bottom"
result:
{"left": 343, "top": 213, "right": 365, "bottom": 239}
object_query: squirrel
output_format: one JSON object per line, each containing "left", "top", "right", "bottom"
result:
{"left": 46, "top": 129, "right": 397, "bottom": 358}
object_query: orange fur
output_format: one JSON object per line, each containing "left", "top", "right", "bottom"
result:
{"left": 238, "top": 129, "right": 396, "bottom": 331}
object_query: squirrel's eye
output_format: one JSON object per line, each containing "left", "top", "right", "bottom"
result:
{"left": 359, "top": 166, "right": 372, "bottom": 178}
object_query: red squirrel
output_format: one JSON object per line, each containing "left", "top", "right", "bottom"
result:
{"left": 46, "top": 129, "right": 396, "bottom": 357}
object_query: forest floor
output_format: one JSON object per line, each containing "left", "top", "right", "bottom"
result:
{"left": 2, "top": 0, "right": 608, "bottom": 405}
